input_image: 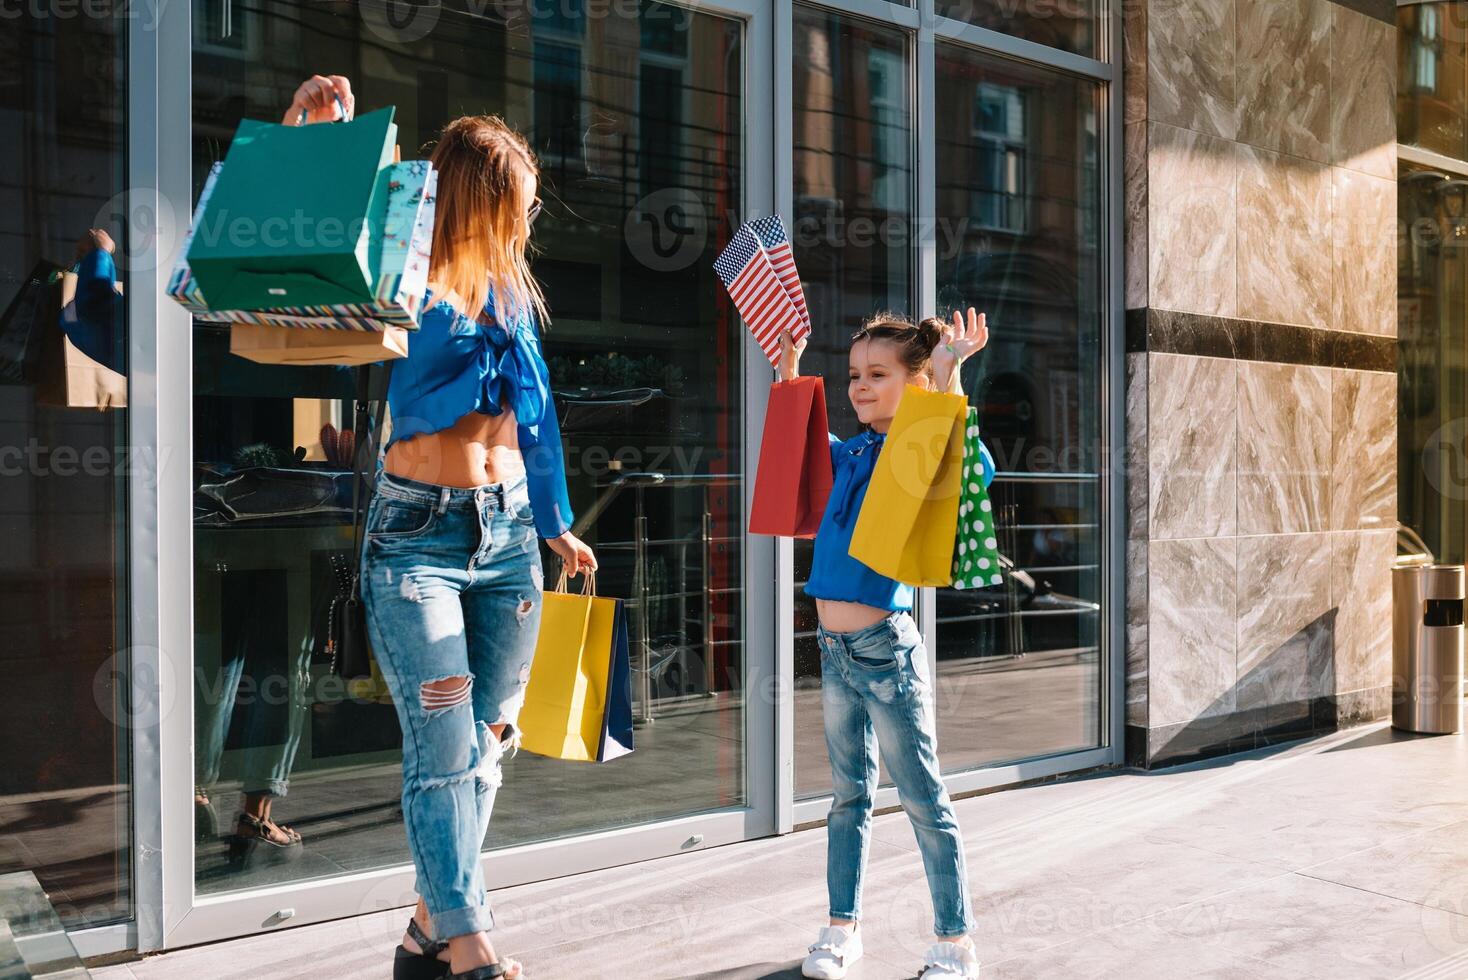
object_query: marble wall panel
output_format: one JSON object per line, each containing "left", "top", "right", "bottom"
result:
{"left": 1127, "top": 352, "right": 1150, "bottom": 541}
{"left": 1330, "top": 529, "right": 1395, "bottom": 695}
{"left": 1330, "top": 368, "right": 1396, "bottom": 531}
{"left": 1148, "top": 536, "right": 1239, "bottom": 727}
{"left": 1331, "top": 166, "right": 1397, "bottom": 337}
{"left": 1148, "top": 353, "right": 1237, "bottom": 539}
{"left": 1329, "top": 4, "right": 1396, "bottom": 180}
{"left": 1149, "top": 123, "right": 1240, "bottom": 317}
{"left": 1126, "top": 123, "right": 1150, "bottom": 311}
{"left": 1235, "top": 532, "right": 1334, "bottom": 709}
{"left": 1127, "top": 535, "right": 1149, "bottom": 729}
{"left": 1237, "top": 144, "right": 1332, "bottom": 327}
{"left": 1124, "top": 0, "right": 1148, "bottom": 127}
{"left": 1236, "top": 0, "right": 1331, "bottom": 161}
{"left": 1148, "top": 0, "right": 1239, "bottom": 140}
{"left": 1238, "top": 361, "right": 1332, "bottom": 534}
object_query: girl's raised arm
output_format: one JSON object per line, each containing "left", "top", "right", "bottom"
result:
{"left": 776, "top": 328, "right": 807, "bottom": 383}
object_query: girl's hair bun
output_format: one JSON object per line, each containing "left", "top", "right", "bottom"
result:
{"left": 850, "top": 311, "right": 940, "bottom": 382}
{"left": 917, "top": 316, "right": 946, "bottom": 353}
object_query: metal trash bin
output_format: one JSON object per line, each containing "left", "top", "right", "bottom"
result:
{"left": 1393, "top": 563, "right": 1466, "bottom": 734}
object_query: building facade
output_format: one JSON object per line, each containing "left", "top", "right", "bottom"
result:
{"left": 0, "top": 0, "right": 1438, "bottom": 963}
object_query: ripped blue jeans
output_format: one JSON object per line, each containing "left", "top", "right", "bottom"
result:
{"left": 819, "top": 610, "right": 975, "bottom": 938}
{"left": 362, "top": 471, "right": 544, "bottom": 941}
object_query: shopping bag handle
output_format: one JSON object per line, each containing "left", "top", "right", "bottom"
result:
{"left": 553, "top": 566, "right": 596, "bottom": 596}
{"left": 297, "top": 95, "right": 351, "bottom": 126}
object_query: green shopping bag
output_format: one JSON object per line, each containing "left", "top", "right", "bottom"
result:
{"left": 952, "top": 407, "right": 1004, "bottom": 589}
{"left": 186, "top": 108, "right": 398, "bottom": 312}
{"left": 170, "top": 160, "right": 435, "bottom": 332}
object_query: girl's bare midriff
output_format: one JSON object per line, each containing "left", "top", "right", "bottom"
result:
{"left": 384, "top": 401, "right": 526, "bottom": 489}
{"left": 816, "top": 598, "right": 894, "bottom": 634}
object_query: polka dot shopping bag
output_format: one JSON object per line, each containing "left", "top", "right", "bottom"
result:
{"left": 952, "top": 407, "right": 1003, "bottom": 590}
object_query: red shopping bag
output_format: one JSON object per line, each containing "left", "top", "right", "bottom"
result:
{"left": 749, "top": 377, "right": 834, "bottom": 538}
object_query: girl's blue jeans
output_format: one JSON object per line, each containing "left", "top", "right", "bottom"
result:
{"left": 362, "top": 471, "right": 544, "bottom": 941}
{"left": 818, "top": 610, "right": 976, "bottom": 938}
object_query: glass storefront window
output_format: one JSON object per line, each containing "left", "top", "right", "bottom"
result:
{"left": 932, "top": 43, "right": 1104, "bottom": 771}
{"left": 934, "top": 0, "right": 1097, "bottom": 59}
{"left": 190, "top": 0, "right": 747, "bottom": 896}
{"left": 789, "top": 6, "right": 914, "bottom": 800}
{"left": 1399, "top": 159, "right": 1468, "bottom": 564}
{"left": 0, "top": 8, "right": 131, "bottom": 928}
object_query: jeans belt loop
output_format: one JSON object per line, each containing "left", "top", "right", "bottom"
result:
{"left": 437, "top": 487, "right": 451, "bottom": 516}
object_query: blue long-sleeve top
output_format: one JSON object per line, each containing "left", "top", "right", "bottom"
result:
{"left": 804, "top": 426, "right": 995, "bottom": 610}
{"left": 65, "top": 249, "right": 126, "bottom": 374}
{"left": 387, "top": 287, "right": 575, "bottom": 540}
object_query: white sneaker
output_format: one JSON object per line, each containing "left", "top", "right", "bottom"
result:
{"left": 920, "top": 938, "right": 981, "bottom": 979}
{"left": 802, "top": 924, "right": 862, "bottom": 979}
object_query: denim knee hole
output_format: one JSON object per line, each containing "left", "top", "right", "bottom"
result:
{"left": 420, "top": 675, "right": 472, "bottom": 713}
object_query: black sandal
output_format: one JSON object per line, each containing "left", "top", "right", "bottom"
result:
{"left": 226, "top": 812, "right": 304, "bottom": 870}
{"left": 194, "top": 787, "right": 217, "bottom": 843}
{"left": 393, "top": 917, "right": 450, "bottom": 980}
{"left": 445, "top": 966, "right": 507, "bottom": 980}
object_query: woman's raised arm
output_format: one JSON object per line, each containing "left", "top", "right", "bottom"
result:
{"left": 281, "top": 74, "right": 356, "bottom": 126}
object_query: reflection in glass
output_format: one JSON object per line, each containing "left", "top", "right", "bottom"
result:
{"left": 1398, "top": 3, "right": 1468, "bottom": 162}
{"left": 191, "top": 0, "right": 746, "bottom": 895}
{"left": 789, "top": 7, "right": 913, "bottom": 799}
{"left": 935, "top": 0, "right": 1096, "bottom": 58}
{"left": 932, "top": 44, "right": 1103, "bottom": 772}
{"left": 1399, "top": 160, "right": 1468, "bottom": 564}
{"left": 0, "top": 11, "right": 131, "bottom": 928}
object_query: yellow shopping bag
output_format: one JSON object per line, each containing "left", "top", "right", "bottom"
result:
{"left": 519, "top": 570, "right": 635, "bottom": 763}
{"left": 848, "top": 384, "right": 967, "bottom": 586}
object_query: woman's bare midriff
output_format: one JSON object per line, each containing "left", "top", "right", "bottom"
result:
{"left": 816, "top": 598, "right": 894, "bottom": 634}
{"left": 383, "top": 284, "right": 531, "bottom": 489}
{"left": 384, "top": 403, "right": 526, "bottom": 489}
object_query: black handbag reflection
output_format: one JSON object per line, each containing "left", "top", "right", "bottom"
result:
{"left": 325, "top": 364, "right": 390, "bottom": 680}
{"left": 0, "top": 260, "right": 64, "bottom": 384}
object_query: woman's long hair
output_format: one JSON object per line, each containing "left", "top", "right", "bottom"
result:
{"left": 427, "top": 115, "right": 549, "bottom": 327}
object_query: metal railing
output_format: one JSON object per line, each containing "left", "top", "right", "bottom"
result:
{"left": 569, "top": 466, "right": 1106, "bottom": 716}
{"left": 570, "top": 471, "right": 741, "bottom": 726}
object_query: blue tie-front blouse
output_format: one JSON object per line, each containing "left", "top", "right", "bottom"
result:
{"left": 387, "top": 288, "right": 575, "bottom": 540}
{"left": 804, "top": 427, "right": 995, "bottom": 611}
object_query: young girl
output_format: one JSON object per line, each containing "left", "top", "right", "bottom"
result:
{"left": 287, "top": 76, "right": 597, "bottom": 980}
{"left": 779, "top": 311, "right": 992, "bottom": 980}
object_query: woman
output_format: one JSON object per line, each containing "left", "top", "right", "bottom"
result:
{"left": 288, "top": 75, "right": 596, "bottom": 980}
{"left": 777, "top": 311, "right": 990, "bottom": 980}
